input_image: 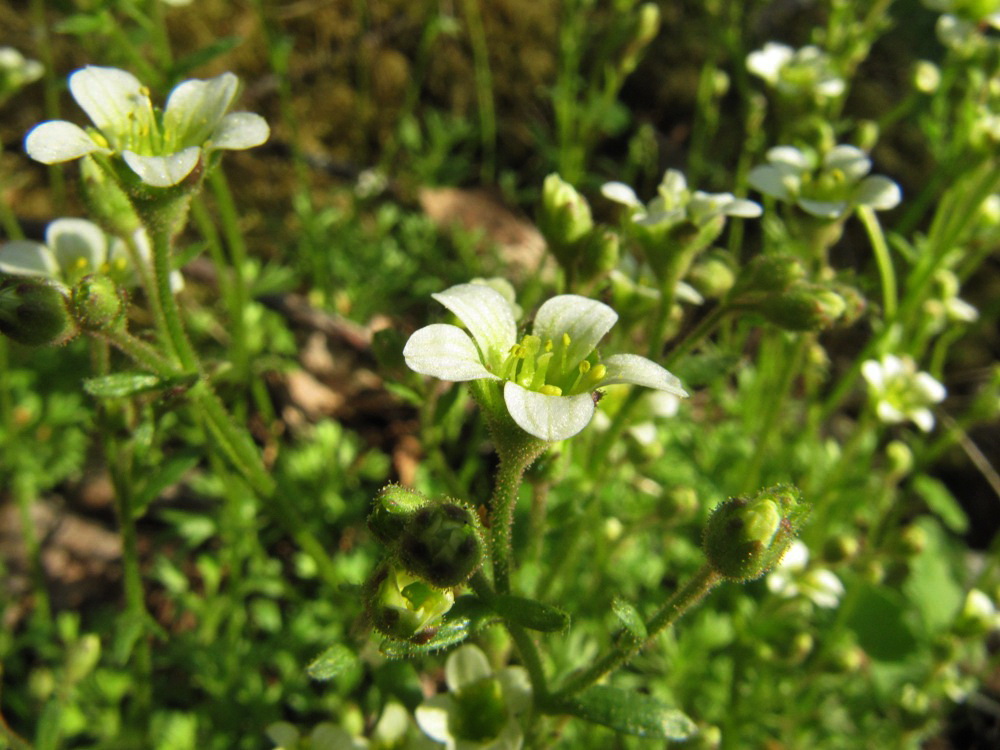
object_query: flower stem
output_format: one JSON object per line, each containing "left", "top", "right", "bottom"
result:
{"left": 145, "top": 219, "right": 198, "bottom": 373}
{"left": 489, "top": 435, "right": 546, "bottom": 594}
{"left": 857, "top": 205, "right": 896, "bottom": 319}
{"left": 96, "top": 326, "right": 186, "bottom": 378}
{"left": 549, "top": 565, "right": 721, "bottom": 701}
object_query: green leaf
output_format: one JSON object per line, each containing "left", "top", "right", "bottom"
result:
{"left": 903, "top": 518, "right": 963, "bottom": 632}
{"left": 83, "top": 372, "right": 163, "bottom": 398}
{"left": 912, "top": 474, "right": 968, "bottom": 533}
{"left": 54, "top": 11, "right": 114, "bottom": 36}
{"left": 612, "top": 597, "right": 647, "bottom": 641}
{"left": 306, "top": 644, "right": 358, "bottom": 681}
{"left": 843, "top": 584, "right": 919, "bottom": 661}
{"left": 378, "top": 618, "right": 471, "bottom": 659}
{"left": 171, "top": 37, "right": 244, "bottom": 79}
{"left": 491, "top": 594, "right": 570, "bottom": 632}
{"left": 563, "top": 685, "right": 698, "bottom": 740}
{"left": 134, "top": 454, "right": 201, "bottom": 518}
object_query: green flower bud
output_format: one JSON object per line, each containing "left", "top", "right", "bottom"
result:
{"left": 898, "top": 523, "right": 927, "bottom": 556}
{"left": 689, "top": 251, "right": 736, "bottom": 299}
{"left": 759, "top": 283, "right": 847, "bottom": 331}
{"left": 578, "top": 227, "right": 620, "bottom": 280}
{"left": 886, "top": 440, "right": 913, "bottom": 478}
{"left": 65, "top": 634, "right": 101, "bottom": 684}
{"left": 368, "top": 484, "right": 430, "bottom": 546}
{"left": 70, "top": 274, "right": 126, "bottom": 332}
{"left": 364, "top": 563, "right": 455, "bottom": 643}
{"left": 538, "top": 173, "right": 593, "bottom": 266}
{"left": 732, "top": 254, "right": 805, "bottom": 296}
{"left": 822, "top": 534, "right": 859, "bottom": 564}
{"left": 0, "top": 277, "right": 76, "bottom": 346}
{"left": 702, "top": 484, "right": 806, "bottom": 582}
{"left": 396, "top": 499, "right": 486, "bottom": 587}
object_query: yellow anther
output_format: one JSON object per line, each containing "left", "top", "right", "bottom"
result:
{"left": 75, "top": 257, "right": 89, "bottom": 269}
{"left": 539, "top": 384, "right": 562, "bottom": 396}
{"left": 562, "top": 333, "right": 571, "bottom": 348}
{"left": 579, "top": 360, "right": 591, "bottom": 374}
{"left": 544, "top": 339, "right": 554, "bottom": 353}
{"left": 114, "top": 258, "right": 128, "bottom": 270}
{"left": 590, "top": 364, "right": 607, "bottom": 381}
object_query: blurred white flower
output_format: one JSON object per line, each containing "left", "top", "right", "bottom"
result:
{"left": 415, "top": 644, "right": 531, "bottom": 750}
{"left": 767, "top": 540, "right": 845, "bottom": 609}
{"left": 0, "top": 47, "right": 43, "bottom": 102}
{"left": 749, "top": 145, "right": 901, "bottom": 220}
{"left": 861, "top": 354, "right": 946, "bottom": 432}
{"left": 746, "top": 42, "right": 845, "bottom": 101}
{"left": 0, "top": 218, "right": 182, "bottom": 291}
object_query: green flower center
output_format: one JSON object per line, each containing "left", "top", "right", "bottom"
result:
{"left": 800, "top": 167, "right": 851, "bottom": 203}
{"left": 452, "top": 677, "right": 508, "bottom": 743}
{"left": 496, "top": 333, "right": 606, "bottom": 396}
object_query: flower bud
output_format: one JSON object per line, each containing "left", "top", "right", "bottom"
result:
{"left": 364, "top": 563, "right": 455, "bottom": 643}
{"left": 732, "top": 254, "right": 805, "bottom": 296}
{"left": 822, "top": 534, "right": 859, "bottom": 564}
{"left": 0, "top": 277, "right": 76, "bottom": 346}
{"left": 538, "top": 173, "right": 593, "bottom": 266}
{"left": 368, "top": 484, "right": 430, "bottom": 546}
{"left": 759, "top": 283, "right": 847, "bottom": 331}
{"left": 70, "top": 274, "right": 126, "bottom": 332}
{"left": 396, "top": 499, "right": 485, "bottom": 587}
{"left": 702, "top": 484, "right": 806, "bottom": 582}
{"left": 689, "top": 251, "right": 736, "bottom": 299}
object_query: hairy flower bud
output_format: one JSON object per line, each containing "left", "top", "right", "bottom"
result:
{"left": 70, "top": 274, "right": 126, "bottom": 331}
{"left": 759, "top": 283, "right": 847, "bottom": 331}
{"left": 703, "top": 485, "right": 806, "bottom": 582}
{"left": 364, "top": 563, "right": 455, "bottom": 643}
{"left": 368, "top": 484, "right": 430, "bottom": 546}
{"left": 732, "top": 254, "right": 805, "bottom": 296}
{"left": 396, "top": 500, "right": 486, "bottom": 587}
{"left": 0, "top": 277, "right": 76, "bottom": 346}
{"left": 538, "top": 173, "right": 594, "bottom": 267}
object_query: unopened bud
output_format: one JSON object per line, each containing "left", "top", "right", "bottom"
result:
{"left": 689, "top": 252, "right": 736, "bottom": 299}
{"left": 822, "top": 534, "right": 860, "bottom": 564}
{"left": 369, "top": 484, "right": 430, "bottom": 545}
{"left": 70, "top": 274, "right": 126, "bottom": 332}
{"left": 538, "top": 173, "right": 593, "bottom": 266}
{"left": 703, "top": 484, "right": 807, "bottom": 582}
{"left": 364, "top": 563, "right": 454, "bottom": 643}
{"left": 732, "top": 254, "right": 805, "bottom": 296}
{"left": 760, "top": 283, "right": 847, "bottom": 331}
{"left": 396, "top": 499, "right": 485, "bottom": 587}
{"left": 0, "top": 277, "right": 75, "bottom": 346}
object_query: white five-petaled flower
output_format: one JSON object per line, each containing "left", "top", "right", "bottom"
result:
{"left": 746, "top": 42, "right": 846, "bottom": 101}
{"left": 748, "top": 145, "right": 901, "bottom": 220}
{"left": 602, "top": 169, "right": 761, "bottom": 230}
{"left": 415, "top": 644, "right": 531, "bottom": 750}
{"left": 0, "top": 218, "right": 183, "bottom": 291}
{"left": 403, "top": 283, "right": 688, "bottom": 442}
{"left": 767, "top": 540, "right": 845, "bottom": 609}
{"left": 861, "top": 354, "right": 946, "bottom": 432}
{"left": 24, "top": 66, "right": 269, "bottom": 188}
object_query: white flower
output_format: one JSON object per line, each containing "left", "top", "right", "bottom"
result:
{"left": 0, "top": 218, "right": 183, "bottom": 291}
{"left": 749, "top": 144, "right": 902, "bottom": 220}
{"left": 403, "top": 283, "right": 688, "bottom": 441}
{"left": 602, "top": 169, "right": 761, "bottom": 230}
{"left": 415, "top": 644, "right": 531, "bottom": 750}
{"left": 0, "top": 47, "right": 43, "bottom": 101}
{"left": 922, "top": 0, "right": 1000, "bottom": 50}
{"left": 861, "top": 354, "right": 946, "bottom": 432}
{"left": 25, "top": 66, "right": 269, "bottom": 188}
{"left": 767, "top": 540, "right": 845, "bottom": 609}
{"left": 746, "top": 42, "right": 845, "bottom": 100}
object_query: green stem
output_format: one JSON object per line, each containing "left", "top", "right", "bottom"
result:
{"left": 207, "top": 170, "right": 251, "bottom": 381}
{"left": 550, "top": 565, "right": 721, "bottom": 701}
{"left": 490, "top": 437, "right": 546, "bottom": 594}
{"left": 664, "top": 303, "right": 731, "bottom": 368}
{"left": 857, "top": 206, "right": 897, "bottom": 319}
{"left": 96, "top": 326, "right": 186, "bottom": 377}
{"left": 145, "top": 219, "right": 198, "bottom": 372}
{"left": 460, "top": 0, "right": 497, "bottom": 183}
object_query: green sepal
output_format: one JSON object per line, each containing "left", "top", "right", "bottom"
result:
{"left": 561, "top": 685, "right": 698, "bottom": 740}
{"left": 306, "top": 644, "right": 359, "bottom": 681}
{"left": 611, "top": 597, "right": 647, "bottom": 642}
{"left": 491, "top": 594, "right": 570, "bottom": 632}
{"left": 83, "top": 371, "right": 197, "bottom": 398}
{"left": 378, "top": 618, "right": 472, "bottom": 659}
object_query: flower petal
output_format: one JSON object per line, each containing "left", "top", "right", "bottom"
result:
{"left": 855, "top": 175, "right": 901, "bottom": 211}
{"left": 532, "top": 295, "right": 617, "bottom": 370}
{"left": 432, "top": 283, "right": 517, "bottom": 367}
{"left": 46, "top": 218, "right": 107, "bottom": 272}
{"left": 122, "top": 147, "right": 201, "bottom": 187}
{"left": 860, "top": 359, "right": 885, "bottom": 389}
{"left": 403, "top": 324, "right": 498, "bottom": 381}
{"left": 414, "top": 696, "right": 455, "bottom": 744}
{"left": 748, "top": 164, "right": 793, "bottom": 201}
{"left": 69, "top": 66, "right": 152, "bottom": 141}
{"left": 823, "top": 145, "right": 870, "bottom": 180}
{"left": 24, "top": 121, "right": 107, "bottom": 164}
{"left": 497, "top": 666, "right": 533, "bottom": 714}
{"left": 598, "top": 353, "right": 688, "bottom": 397}
{"left": 209, "top": 112, "right": 270, "bottom": 151}
{"left": 797, "top": 198, "right": 847, "bottom": 219}
{"left": 0, "top": 240, "right": 58, "bottom": 278}
{"left": 746, "top": 42, "right": 793, "bottom": 83}
{"left": 503, "top": 383, "right": 595, "bottom": 441}
{"left": 600, "top": 181, "right": 641, "bottom": 207}
{"left": 446, "top": 645, "right": 493, "bottom": 690}
{"left": 915, "top": 372, "right": 946, "bottom": 403}
{"left": 164, "top": 73, "right": 239, "bottom": 147}
{"left": 766, "top": 146, "right": 810, "bottom": 170}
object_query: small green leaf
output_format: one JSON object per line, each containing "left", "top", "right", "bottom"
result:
{"left": 491, "top": 594, "right": 570, "bottom": 632}
{"left": 612, "top": 597, "right": 647, "bottom": 641}
{"left": 134, "top": 454, "right": 200, "bottom": 517}
{"left": 171, "top": 36, "right": 243, "bottom": 79}
{"left": 83, "top": 372, "right": 163, "bottom": 398}
{"left": 564, "top": 685, "right": 698, "bottom": 740}
{"left": 843, "top": 584, "right": 919, "bottom": 661}
{"left": 378, "top": 618, "right": 471, "bottom": 659}
{"left": 307, "top": 644, "right": 358, "bottom": 681}
{"left": 912, "top": 474, "right": 968, "bottom": 533}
